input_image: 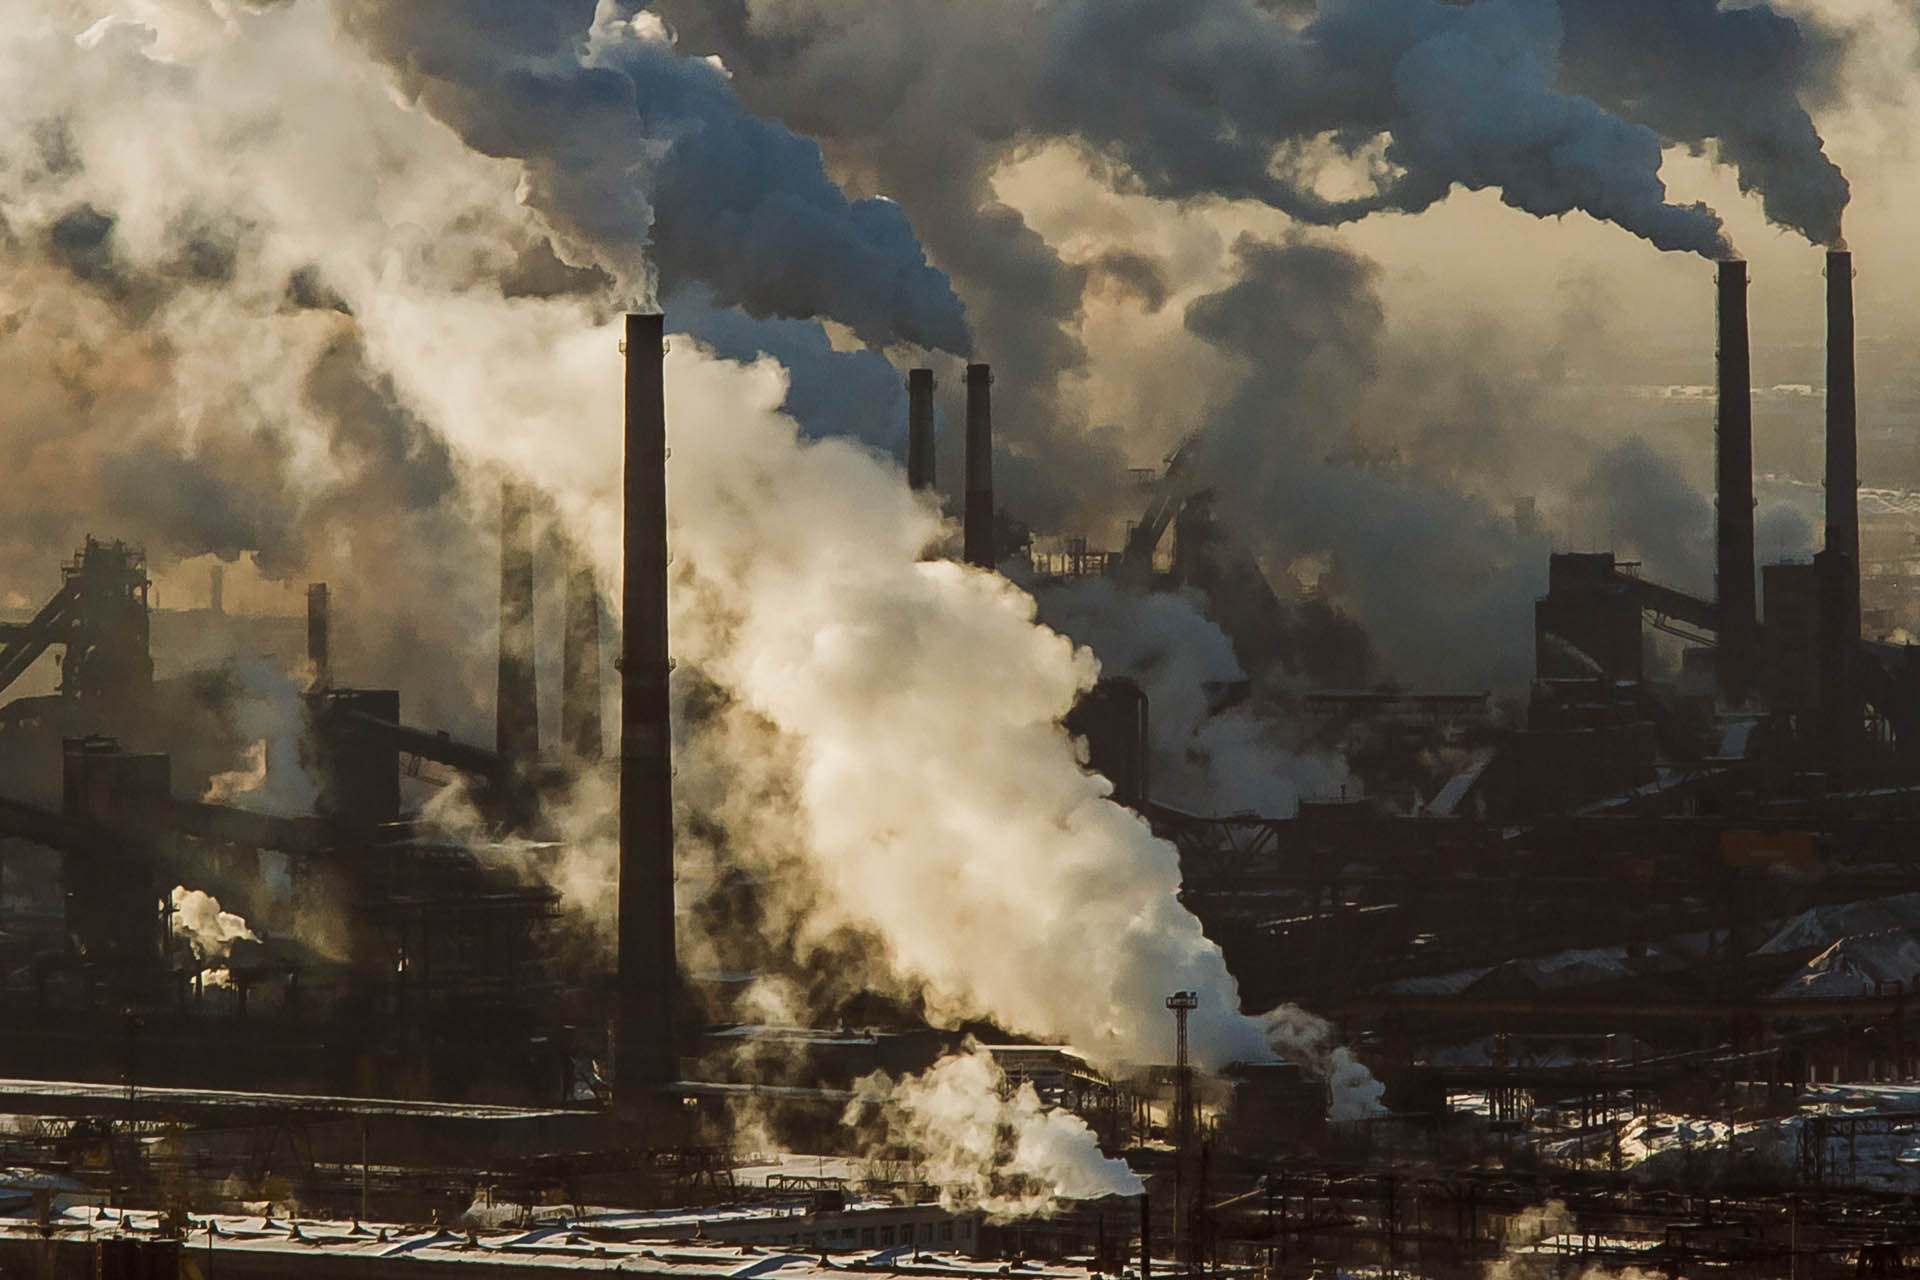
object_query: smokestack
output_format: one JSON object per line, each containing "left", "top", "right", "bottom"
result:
{"left": 964, "top": 363, "right": 994, "bottom": 569}
{"left": 906, "top": 368, "right": 936, "bottom": 492}
{"left": 209, "top": 563, "right": 224, "bottom": 616}
{"left": 1825, "top": 249, "right": 1860, "bottom": 635}
{"left": 561, "top": 554, "right": 603, "bottom": 761}
{"left": 618, "top": 312, "right": 678, "bottom": 1103}
{"left": 496, "top": 479, "right": 540, "bottom": 763}
{"left": 1139, "top": 1193, "right": 1152, "bottom": 1280}
{"left": 1716, "top": 260, "right": 1757, "bottom": 707}
{"left": 306, "top": 583, "right": 329, "bottom": 689}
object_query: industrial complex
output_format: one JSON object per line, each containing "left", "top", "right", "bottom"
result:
{"left": 2, "top": 246, "right": 1920, "bottom": 1280}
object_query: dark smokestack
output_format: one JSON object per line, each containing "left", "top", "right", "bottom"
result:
{"left": 306, "top": 583, "right": 329, "bottom": 689}
{"left": 1716, "top": 260, "right": 1757, "bottom": 707}
{"left": 618, "top": 313, "right": 677, "bottom": 1103}
{"left": 1815, "top": 548, "right": 1854, "bottom": 751}
{"left": 906, "top": 368, "right": 936, "bottom": 492}
{"left": 1825, "top": 249, "right": 1860, "bottom": 636}
{"left": 496, "top": 478, "right": 540, "bottom": 763}
{"left": 1139, "top": 1193, "right": 1152, "bottom": 1280}
{"left": 964, "top": 363, "right": 995, "bottom": 569}
{"left": 561, "top": 554, "right": 603, "bottom": 761}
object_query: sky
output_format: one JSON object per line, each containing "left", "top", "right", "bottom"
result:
{"left": 7, "top": 0, "right": 1920, "bottom": 695}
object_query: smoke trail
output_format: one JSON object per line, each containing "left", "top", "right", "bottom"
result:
{"left": 666, "top": 0, "right": 1850, "bottom": 271}
{"left": 1050, "top": 0, "right": 1730, "bottom": 256}
{"left": 1555, "top": 0, "right": 1851, "bottom": 246}
{"left": 330, "top": 0, "right": 969, "bottom": 353}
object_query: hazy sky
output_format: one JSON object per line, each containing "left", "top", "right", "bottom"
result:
{"left": 9, "top": 0, "right": 1920, "bottom": 690}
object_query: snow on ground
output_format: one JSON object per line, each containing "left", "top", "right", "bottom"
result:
{"left": 1538, "top": 1106, "right": 1920, "bottom": 1193}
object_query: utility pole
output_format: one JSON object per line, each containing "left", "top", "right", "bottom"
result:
{"left": 1166, "top": 990, "right": 1198, "bottom": 1274}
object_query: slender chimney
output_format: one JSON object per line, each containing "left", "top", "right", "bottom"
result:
{"left": 906, "top": 369, "right": 936, "bottom": 492}
{"left": 496, "top": 479, "right": 540, "bottom": 763}
{"left": 964, "top": 363, "right": 995, "bottom": 569}
{"left": 1825, "top": 249, "right": 1860, "bottom": 635}
{"left": 1139, "top": 1193, "right": 1152, "bottom": 1280}
{"left": 306, "top": 583, "right": 330, "bottom": 689}
{"left": 561, "top": 554, "right": 603, "bottom": 761}
{"left": 1716, "top": 260, "right": 1757, "bottom": 707}
{"left": 618, "top": 313, "right": 677, "bottom": 1103}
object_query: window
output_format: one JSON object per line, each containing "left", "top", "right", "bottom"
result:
{"left": 861, "top": 1228, "right": 875, "bottom": 1247}
{"left": 940, "top": 1222, "right": 954, "bottom": 1243}
{"left": 881, "top": 1227, "right": 895, "bottom": 1246}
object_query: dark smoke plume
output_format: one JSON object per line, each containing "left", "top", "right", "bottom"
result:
{"left": 330, "top": 0, "right": 969, "bottom": 353}
{"left": 1554, "top": 0, "right": 1851, "bottom": 246}
{"left": 655, "top": 0, "right": 1849, "bottom": 536}
{"left": 1182, "top": 233, "right": 1549, "bottom": 690}
{"left": 1047, "top": 0, "right": 1731, "bottom": 255}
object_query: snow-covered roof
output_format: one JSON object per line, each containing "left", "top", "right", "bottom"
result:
{"left": 1757, "top": 893, "right": 1920, "bottom": 956}
{"left": 0, "top": 1209, "right": 1090, "bottom": 1279}
{"left": 1773, "top": 929, "right": 1920, "bottom": 1000}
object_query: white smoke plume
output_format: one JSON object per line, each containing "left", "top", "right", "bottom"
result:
{"left": 658, "top": 344, "right": 1261, "bottom": 1068}
{"left": 1034, "top": 578, "right": 1350, "bottom": 815}
{"left": 657, "top": 341, "right": 1388, "bottom": 1123}
{"left": 1256, "top": 1005, "right": 1386, "bottom": 1122}
{"left": 170, "top": 885, "right": 258, "bottom": 964}
{"left": 845, "top": 1047, "right": 1142, "bottom": 1218}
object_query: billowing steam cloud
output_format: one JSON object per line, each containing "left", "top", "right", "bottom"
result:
{"left": 1257, "top": 1005, "right": 1386, "bottom": 1122}
{"left": 170, "top": 885, "right": 258, "bottom": 964}
{"left": 846, "top": 1047, "right": 1142, "bottom": 1218}
{"left": 658, "top": 342, "right": 1261, "bottom": 1068}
